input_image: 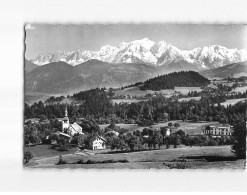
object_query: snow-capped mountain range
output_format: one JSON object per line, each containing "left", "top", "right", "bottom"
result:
{"left": 29, "top": 38, "right": 247, "bottom": 69}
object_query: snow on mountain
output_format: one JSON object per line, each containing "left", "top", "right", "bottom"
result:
{"left": 30, "top": 38, "right": 247, "bottom": 70}
{"left": 113, "top": 38, "right": 157, "bottom": 64}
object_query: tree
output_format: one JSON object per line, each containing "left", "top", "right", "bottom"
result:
{"left": 126, "top": 135, "right": 139, "bottom": 151}
{"left": 152, "top": 132, "right": 163, "bottom": 149}
{"left": 108, "top": 87, "right": 115, "bottom": 98}
{"left": 24, "top": 125, "right": 40, "bottom": 146}
{"left": 24, "top": 151, "right": 33, "bottom": 164}
{"left": 160, "top": 126, "right": 169, "bottom": 143}
{"left": 168, "top": 122, "right": 173, "bottom": 127}
{"left": 164, "top": 136, "right": 170, "bottom": 149}
{"left": 231, "top": 120, "right": 246, "bottom": 159}
{"left": 174, "top": 122, "right": 180, "bottom": 128}
{"left": 176, "top": 129, "right": 185, "bottom": 138}
{"left": 170, "top": 134, "right": 181, "bottom": 148}
{"left": 57, "top": 137, "right": 70, "bottom": 151}
{"left": 142, "top": 128, "right": 149, "bottom": 136}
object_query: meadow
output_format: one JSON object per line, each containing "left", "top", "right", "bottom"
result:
{"left": 114, "top": 86, "right": 204, "bottom": 97}
{"left": 232, "top": 86, "right": 247, "bottom": 93}
{"left": 174, "top": 87, "right": 203, "bottom": 95}
{"left": 111, "top": 99, "right": 145, "bottom": 104}
{"left": 178, "top": 97, "right": 201, "bottom": 102}
{"left": 220, "top": 98, "right": 246, "bottom": 107}
{"left": 25, "top": 145, "right": 245, "bottom": 169}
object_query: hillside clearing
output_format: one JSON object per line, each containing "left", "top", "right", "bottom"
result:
{"left": 174, "top": 87, "right": 203, "bottom": 95}
{"left": 114, "top": 87, "right": 147, "bottom": 97}
{"left": 232, "top": 86, "right": 247, "bottom": 93}
{"left": 178, "top": 97, "right": 201, "bottom": 102}
{"left": 220, "top": 98, "right": 246, "bottom": 107}
{"left": 111, "top": 99, "right": 145, "bottom": 104}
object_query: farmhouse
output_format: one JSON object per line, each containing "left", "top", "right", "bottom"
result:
{"left": 203, "top": 125, "right": 233, "bottom": 136}
{"left": 91, "top": 134, "right": 106, "bottom": 150}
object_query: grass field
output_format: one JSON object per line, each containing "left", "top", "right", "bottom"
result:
{"left": 99, "top": 123, "right": 139, "bottom": 132}
{"left": 111, "top": 99, "right": 145, "bottom": 104}
{"left": 232, "top": 86, "right": 247, "bottom": 93}
{"left": 24, "top": 145, "right": 78, "bottom": 160}
{"left": 220, "top": 98, "right": 246, "bottom": 107}
{"left": 114, "top": 86, "right": 203, "bottom": 97}
{"left": 178, "top": 97, "right": 201, "bottom": 102}
{"left": 174, "top": 87, "right": 203, "bottom": 95}
{"left": 114, "top": 87, "right": 148, "bottom": 97}
{"left": 25, "top": 145, "right": 245, "bottom": 169}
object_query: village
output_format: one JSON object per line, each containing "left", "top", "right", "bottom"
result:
{"left": 24, "top": 73, "right": 246, "bottom": 169}
{"left": 24, "top": 99, "right": 242, "bottom": 168}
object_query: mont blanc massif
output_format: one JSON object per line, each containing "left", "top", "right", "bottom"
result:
{"left": 25, "top": 38, "right": 247, "bottom": 95}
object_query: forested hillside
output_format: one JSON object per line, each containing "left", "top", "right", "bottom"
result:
{"left": 140, "top": 71, "right": 210, "bottom": 90}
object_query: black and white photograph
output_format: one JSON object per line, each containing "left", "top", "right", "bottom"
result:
{"left": 24, "top": 23, "right": 246, "bottom": 169}
{"left": 1, "top": 0, "right": 247, "bottom": 192}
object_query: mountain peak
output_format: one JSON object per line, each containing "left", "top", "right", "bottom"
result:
{"left": 141, "top": 37, "right": 152, "bottom": 41}
{"left": 30, "top": 38, "right": 247, "bottom": 69}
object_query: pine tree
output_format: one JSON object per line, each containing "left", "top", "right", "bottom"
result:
{"left": 231, "top": 119, "right": 246, "bottom": 159}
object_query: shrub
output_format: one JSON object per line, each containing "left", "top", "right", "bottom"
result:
{"left": 77, "top": 159, "right": 84, "bottom": 164}
{"left": 168, "top": 122, "right": 173, "bottom": 127}
{"left": 164, "top": 159, "right": 190, "bottom": 169}
{"left": 76, "top": 159, "right": 129, "bottom": 164}
{"left": 118, "top": 159, "right": 129, "bottom": 163}
{"left": 57, "top": 137, "right": 70, "bottom": 151}
{"left": 203, "top": 139, "right": 218, "bottom": 146}
{"left": 85, "top": 160, "right": 94, "bottom": 164}
{"left": 56, "top": 155, "right": 68, "bottom": 165}
{"left": 102, "top": 160, "right": 116, "bottom": 163}
{"left": 174, "top": 122, "right": 180, "bottom": 128}
{"left": 176, "top": 129, "right": 185, "bottom": 137}
{"left": 24, "top": 150, "right": 33, "bottom": 164}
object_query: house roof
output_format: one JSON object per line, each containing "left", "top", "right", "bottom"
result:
{"left": 210, "top": 124, "right": 231, "bottom": 128}
{"left": 54, "top": 131, "right": 71, "bottom": 138}
{"left": 69, "top": 122, "right": 84, "bottom": 134}
{"left": 63, "top": 116, "right": 69, "bottom": 121}
{"left": 91, "top": 134, "right": 106, "bottom": 142}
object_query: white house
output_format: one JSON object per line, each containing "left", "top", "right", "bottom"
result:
{"left": 91, "top": 135, "right": 106, "bottom": 150}
{"left": 203, "top": 125, "right": 233, "bottom": 136}
{"left": 166, "top": 128, "right": 171, "bottom": 136}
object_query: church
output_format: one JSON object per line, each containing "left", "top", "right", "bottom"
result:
{"left": 62, "top": 103, "right": 84, "bottom": 136}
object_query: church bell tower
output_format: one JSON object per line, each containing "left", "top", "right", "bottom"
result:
{"left": 62, "top": 103, "right": 69, "bottom": 131}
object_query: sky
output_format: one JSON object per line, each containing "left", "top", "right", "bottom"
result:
{"left": 25, "top": 24, "right": 247, "bottom": 59}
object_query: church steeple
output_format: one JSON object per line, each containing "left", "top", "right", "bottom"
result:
{"left": 65, "top": 102, "right": 68, "bottom": 117}
{"left": 62, "top": 101, "right": 69, "bottom": 131}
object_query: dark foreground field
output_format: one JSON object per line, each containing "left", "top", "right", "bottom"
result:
{"left": 25, "top": 145, "right": 246, "bottom": 169}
